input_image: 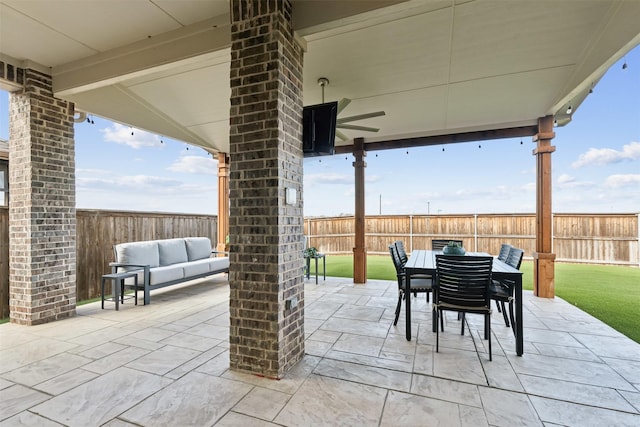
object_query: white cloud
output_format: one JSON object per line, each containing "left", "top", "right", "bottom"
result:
{"left": 604, "top": 174, "right": 640, "bottom": 188}
{"left": 77, "top": 172, "right": 183, "bottom": 191}
{"left": 557, "top": 174, "right": 575, "bottom": 184}
{"left": 100, "top": 123, "right": 162, "bottom": 149}
{"left": 572, "top": 141, "right": 640, "bottom": 168}
{"left": 304, "top": 173, "right": 352, "bottom": 185}
{"left": 167, "top": 155, "right": 216, "bottom": 175}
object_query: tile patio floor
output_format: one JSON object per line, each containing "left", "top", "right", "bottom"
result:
{"left": 1, "top": 274, "right": 639, "bottom": 426}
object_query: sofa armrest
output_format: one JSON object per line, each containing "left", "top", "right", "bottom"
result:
{"left": 109, "top": 262, "right": 150, "bottom": 274}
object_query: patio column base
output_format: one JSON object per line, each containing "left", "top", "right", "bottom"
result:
{"left": 533, "top": 251, "right": 556, "bottom": 298}
{"left": 353, "top": 247, "right": 367, "bottom": 284}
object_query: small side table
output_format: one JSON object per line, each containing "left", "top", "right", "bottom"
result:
{"left": 101, "top": 272, "right": 139, "bottom": 310}
{"left": 305, "top": 253, "right": 326, "bottom": 284}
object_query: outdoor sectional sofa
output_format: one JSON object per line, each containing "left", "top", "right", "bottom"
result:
{"left": 111, "top": 237, "right": 229, "bottom": 305}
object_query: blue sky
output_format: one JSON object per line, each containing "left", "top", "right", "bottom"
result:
{"left": 1, "top": 46, "right": 639, "bottom": 216}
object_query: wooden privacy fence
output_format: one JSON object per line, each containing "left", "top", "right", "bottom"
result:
{"left": 1, "top": 208, "right": 217, "bottom": 319}
{"left": 304, "top": 213, "right": 640, "bottom": 267}
{"left": 1, "top": 209, "right": 638, "bottom": 318}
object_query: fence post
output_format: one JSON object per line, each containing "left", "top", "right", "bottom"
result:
{"left": 410, "top": 214, "right": 413, "bottom": 252}
{"left": 474, "top": 214, "right": 478, "bottom": 252}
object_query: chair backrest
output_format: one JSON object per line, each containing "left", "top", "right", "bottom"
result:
{"left": 497, "top": 243, "right": 512, "bottom": 262}
{"left": 388, "top": 244, "right": 404, "bottom": 277}
{"left": 505, "top": 247, "right": 524, "bottom": 270}
{"left": 435, "top": 255, "right": 493, "bottom": 308}
{"left": 431, "top": 239, "right": 463, "bottom": 251}
{"left": 394, "top": 240, "right": 408, "bottom": 264}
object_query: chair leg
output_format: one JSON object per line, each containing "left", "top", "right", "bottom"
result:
{"left": 393, "top": 292, "right": 403, "bottom": 326}
{"left": 508, "top": 300, "right": 516, "bottom": 336}
{"left": 435, "top": 309, "right": 440, "bottom": 352}
{"left": 460, "top": 312, "right": 465, "bottom": 335}
{"left": 500, "top": 301, "right": 510, "bottom": 327}
{"left": 426, "top": 290, "right": 430, "bottom": 303}
{"left": 496, "top": 300, "right": 502, "bottom": 312}
{"left": 486, "top": 313, "right": 492, "bottom": 361}
{"left": 440, "top": 310, "right": 444, "bottom": 332}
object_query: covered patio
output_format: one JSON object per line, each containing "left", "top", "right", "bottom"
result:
{"left": 1, "top": 275, "right": 639, "bottom": 425}
{"left": 2, "top": 0, "right": 639, "bottom": 381}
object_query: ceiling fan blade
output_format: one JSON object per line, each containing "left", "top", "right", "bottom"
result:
{"left": 337, "top": 98, "right": 351, "bottom": 114}
{"left": 335, "top": 129, "right": 349, "bottom": 141}
{"left": 337, "top": 111, "right": 386, "bottom": 123}
{"left": 336, "top": 123, "right": 380, "bottom": 132}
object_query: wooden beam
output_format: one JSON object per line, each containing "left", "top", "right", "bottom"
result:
{"left": 333, "top": 125, "right": 537, "bottom": 154}
{"left": 217, "top": 152, "right": 230, "bottom": 255}
{"left": 353, "top": 138, "right": 367, "bottom": 284}
{"left": 533, "top": 116, "right": 556, "bottom": 298}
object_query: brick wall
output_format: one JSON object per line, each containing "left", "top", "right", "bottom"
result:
{"left": 228, "top": 0, "right": 305, "bottom": 378}
{"left": 8, "top": 68, "right": 76, "bottom": 325}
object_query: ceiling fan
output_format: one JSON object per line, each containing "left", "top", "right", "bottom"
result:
{"left": 317, "top": 77, "right": 386, "bottom": 141}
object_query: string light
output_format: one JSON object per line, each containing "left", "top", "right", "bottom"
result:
{"left": 622, "top": 57, "right": 628, "bottom": 70}
{"left": 566, "top": 104, "right": 573, "bottom": 114}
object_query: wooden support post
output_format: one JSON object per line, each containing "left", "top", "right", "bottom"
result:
{"left": 353, "top": 138, "right": 367, "bottom": 284}
{"left": 532, "top": 116, "right": 556, "bottom": 298}
{"left": 217, "top": 152, "right": 229, "bottom": 255}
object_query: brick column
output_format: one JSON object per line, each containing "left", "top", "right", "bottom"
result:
{"left": 228, "top": 0, "right": 305, "bottom": 378}
{"left": 8, "top": 69, "right": 77, "bottom": 325}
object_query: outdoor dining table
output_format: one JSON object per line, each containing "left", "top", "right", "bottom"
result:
{"left": 404, "top": 250, "right": 524, "bottom": 356}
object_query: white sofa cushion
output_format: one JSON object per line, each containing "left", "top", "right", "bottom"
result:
{"left": 149, "top": 265, "right": 184, "bottom": 285}
{"left": 116, "top": 241, "right": 159, "bottom": 270}
{"left": 181, "top": 259, "right": 211, "bottom": 277}
{"left": 208, "top": 257, "right": 230, "bottom": 272}
{"left": 158, "top": 238, "right": 188, "bottom": 266}
{"left": 185, "top": 237, "right": 212, "bottom": 261}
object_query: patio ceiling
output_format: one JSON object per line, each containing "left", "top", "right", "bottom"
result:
{"left": 1, "top": 0, "right": 639, "bottom": 155}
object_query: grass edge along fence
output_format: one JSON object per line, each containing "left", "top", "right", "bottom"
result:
{"left": 304, "top": 213, "right": 640, "bottom": 267}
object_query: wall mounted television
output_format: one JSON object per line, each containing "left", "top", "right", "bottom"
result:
{"left": 302, "top": 101, "right": 338, "bottom": 157}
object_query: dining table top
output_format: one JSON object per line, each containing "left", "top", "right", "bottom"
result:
{"left": 404, "top": 250, "right": 523, "bottom": 277}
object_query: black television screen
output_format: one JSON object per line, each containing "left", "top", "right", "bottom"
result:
{"left": 303, "top": 101, "right": 338, "bottom": 157}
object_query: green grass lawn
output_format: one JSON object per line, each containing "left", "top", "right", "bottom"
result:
{"left": 312, "top": 254, "right": 640, "bottom": 343}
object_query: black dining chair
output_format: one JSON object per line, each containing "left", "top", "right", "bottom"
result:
{"left": 431, "top": 239, "right": 463, "bottom": 251}
{"left": 389, "top": 244, "right": 432, "bottom": 326}
{"left": 497, "top": 243, "right": 512, "bottom": 262}
{"left": 394, "top": 240, "right": 409, "bottom": 265}
{"left": 433, "top": 254, "right": 493, "bottom": 360}
{"left": 491, "top": 247, "right": 524, "bottom": 333}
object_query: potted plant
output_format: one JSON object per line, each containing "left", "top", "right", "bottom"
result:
{"left": 442, "top": 241, "right": 466, "bottom": 255}
{"left": 304, "top": 247, "right": 318, "bottom": 258}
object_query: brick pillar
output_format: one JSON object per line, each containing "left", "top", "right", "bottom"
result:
{"left": 228, "top": 0, "right": 305, "bottom": 378}
{"left": 8, "top": 69, "right": 77, "bottom": 325}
